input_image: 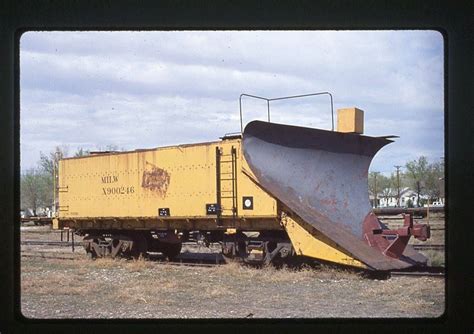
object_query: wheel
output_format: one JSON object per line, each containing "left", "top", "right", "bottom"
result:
{"left": 83, "top": 235, "right": 105, "bottom": 258}
{"left": 221, "top": 241, "right": 235, "bottom": 258}
{"left": 83, "top": 233, "right": 148, "bottom": 259}
{"left": 160, "top": 242, "right": 182, "bottom": 259}
{"left": 110, "top": 237, "right": 133, "bottom": 258}
{"left": 86, "top": 250, "right": 97, "bottom": 260}
{"left": 130, "top": 233, "right": 148, "bottom": 259}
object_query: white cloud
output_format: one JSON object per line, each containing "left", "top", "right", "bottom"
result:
{"left": 20, "top": 30, "right": 444, "bottom": 172}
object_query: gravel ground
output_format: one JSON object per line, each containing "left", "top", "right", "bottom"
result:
{"left": 20, "top": 220, "right": 445, "bottom": 319}
{"left": 20, "top": 252, "right": 444, "bottom": 319}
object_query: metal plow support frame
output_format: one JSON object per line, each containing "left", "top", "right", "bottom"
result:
{"left": 242, "top": 121, "right": 427, "bottom": 271}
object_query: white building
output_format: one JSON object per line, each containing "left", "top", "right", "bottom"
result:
{"left": 373, "top": 187, "right": 433, "bottom": 208}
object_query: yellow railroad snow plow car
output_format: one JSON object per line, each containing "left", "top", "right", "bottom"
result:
{"left": 53, "top": 95, "right": 430, "bottom": 271}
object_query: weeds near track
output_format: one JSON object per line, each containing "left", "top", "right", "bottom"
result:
{"left": 419, "top": 250, "right": 445, "bottom": 267}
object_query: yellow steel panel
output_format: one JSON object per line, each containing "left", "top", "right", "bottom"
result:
{"left": 281, "top": 214, "right": 367, "bottom": 269}
{"left": 235, "top": 147, "right": 277, "bottom": 217}
{"left": 58, "top": 139, "right": 277, "bottom": 220}
{"left": 337, "top": 107, "right": 364, "bottom": 134}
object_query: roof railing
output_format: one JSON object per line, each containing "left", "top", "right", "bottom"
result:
{"left": 239, "top": 92, "right": 334, "bottom": 133}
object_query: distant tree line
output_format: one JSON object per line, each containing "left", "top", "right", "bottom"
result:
{"left": 369, "top": 156, "right": 444, "bottom": 208}
{"left": 21, "top": 144, "right": 122, "bottom": 215}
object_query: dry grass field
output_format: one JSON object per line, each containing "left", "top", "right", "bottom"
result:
{"left": 20, "top": 213, "right": 445, "bottom": 319}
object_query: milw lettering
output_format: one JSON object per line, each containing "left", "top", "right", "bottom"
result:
{"left": 101, "top": 175, "right": 119, "bottom": 183}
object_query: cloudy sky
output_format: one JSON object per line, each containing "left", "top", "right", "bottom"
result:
{"left": 20, "top": 31, "right": 443, "bottom": 174}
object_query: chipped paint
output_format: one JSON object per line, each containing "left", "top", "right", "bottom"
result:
{"left": 141, "top": 162, "right": 170, "bottom": 198}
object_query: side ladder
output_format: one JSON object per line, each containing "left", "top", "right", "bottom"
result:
{"left": 215, "top": 146, "right": 238, "bottom": 226}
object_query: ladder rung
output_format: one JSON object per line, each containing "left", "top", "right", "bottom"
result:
{"left": 220, "top": 160, "right": 234, "bottom": 163}
{"left": 220, "top": 172, "right": 233, "bottom": 175}
{"left": 221, "top": 196, "right": 236, "bottom": 199}
{"left": 220, "top": 178, "right": 235, "bottom": 181}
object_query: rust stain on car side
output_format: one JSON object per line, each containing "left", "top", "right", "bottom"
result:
{"left": 141, "top": 162, "right": 170, "bottom": 198}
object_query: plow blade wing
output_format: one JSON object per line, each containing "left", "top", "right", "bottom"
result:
{"left": 243, "top": 121, "right": 427, "bottom": 271}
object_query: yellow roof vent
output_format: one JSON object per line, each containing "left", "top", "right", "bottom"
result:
{"left": 337, "top": 107, "right": 364, "bottom": 134}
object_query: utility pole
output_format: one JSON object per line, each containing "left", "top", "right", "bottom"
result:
{"left": 373, "top": 172, "right": 380, "bottom": 208}
{"left": 394, "top": 165, "right": 402, "bottom": 207}
{"left": 416, "top": 180, "right": 421, "bottom": 208}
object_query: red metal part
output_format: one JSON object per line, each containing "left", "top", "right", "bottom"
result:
{"left": 363, "top": 213, "right": 430, "bottom": 259}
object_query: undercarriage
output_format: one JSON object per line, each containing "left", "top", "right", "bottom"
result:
{"left": 78, "top": 229, "right": 293, "bottom": 266}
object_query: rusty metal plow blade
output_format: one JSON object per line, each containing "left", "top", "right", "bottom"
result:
{"left": 242, "top": 121, "right": 427, "bottom": 271}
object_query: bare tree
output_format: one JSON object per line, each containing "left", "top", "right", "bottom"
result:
{"left": 39, "top": 146, "right": 68, "bottom": 176}
{"left": 94, "top": 144, "right": 124, "bottom": 152}
{"left": 405, "top": 156, "right": 429, "bottom": 207}
{"left": 20, "top": 168, "right": 49, "bottom": 215}
{"left": 424, "top": 160, "right": 445, "bottom": 201}
{"left": 368, "top": 171, "right": 380, "bottom": 208}
{"left": 38, "top": 146, "right": 69, "bottom": 210}
{"left": 74, "top": 147, "right": 90, "bottom": 157}
{"left": 378, "top": 174, "right": 394, "bottom": 207}
{"left": 405, "top": 156, "right": 445, "bottom": 206}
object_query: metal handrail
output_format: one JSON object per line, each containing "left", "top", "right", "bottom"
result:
{"left": 239, "top": 92, "right": 334, "bottom": 133}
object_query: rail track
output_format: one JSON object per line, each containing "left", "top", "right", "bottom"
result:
{"left": 21, "top": 250, "right": 223, "bottom": 268}
{"left": 21, "top": 240, "right": 79, "bottom": 247}
{"left": 389, "top": 266, "right": 445, "bottom": 278}
{"left": 21, "top": 251, "right": 83, "bottom": 261}
{"left": 21, "top": 245, "right": 445, "bottom": 277}
{"left": 373, "top": 207, "right": 444, "bottom": 216}
{"left": 20, "top": 217, "right": 52, "bottom": 225}
{"left": 411, "top": 244, "right": 445, "bottom": 251}
{"left": 389, "top": 271, "right": 444, "bottom": 278}
{"left": 22, "top": 239, "right": 446, "bottom": 249}
{"left": 21, "top": 241, "right": 225, "bottom": 267}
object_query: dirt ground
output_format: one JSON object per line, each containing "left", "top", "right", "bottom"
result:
{"left": 20, "top": 214, "right": 445, "bottom": 319}
{"left": 20, "top": 256, "right": 445, "bottom": 319}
